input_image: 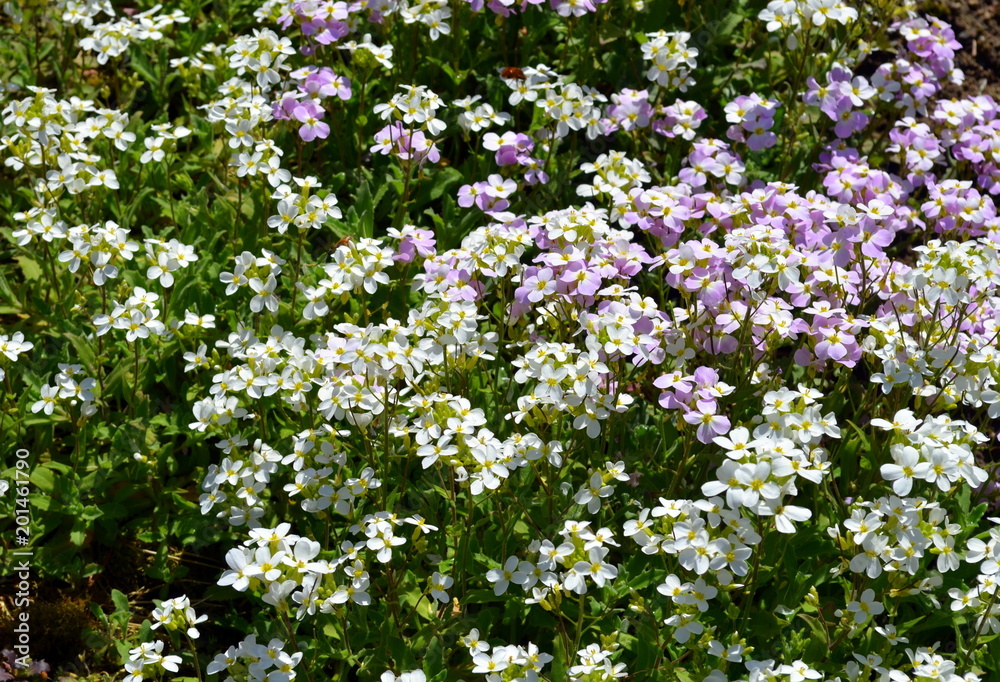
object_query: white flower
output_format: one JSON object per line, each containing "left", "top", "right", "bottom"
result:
{"left": 472, "top": 651, "right": 509, "bottom": 675}
{"left": 486, "top": 556, "right": 521, "bottom": 596}
{"left": 758, "top": 499, "right": 812, "bottom": 534}
{"left": 31, "top": 384, "right": 59, "bottom": 415}
{"left": 678, "top": 577, "right": 717, "bottom": 612}
{"left": 846, "top": 588, "right": 884, "bottom": 624}
{"left": 140, "top": 136, "right": 166, "bottom": 163}
{"left": 218, "top": 547, "right": 262, "bottom": 591}
{"left": 0, "top": 331, "right": 33, "bottom": 362}
{"left": 779, "top": 659, "right": 822, "bottom": 682}
{"left": 460, "top": 628, "right": 490, "bottom": 655}
{"left": 874, "top": 623, "right": 908, "bottom": 645}
{"left": 707, "top": 640, "right": 744, "bottom": 662}
{"left": 859, "top": 199, "right": 894, "bottom": 219}
{"left": 428, "top": 572, "right": 453, "bottom": 604}
{"left": 880, "top": 445, "right": 929, "bottom": 496}
{"left": 572, "top": 546, "right": 618, "bottom": 589}
{"left": 574, "top": 471, "right": 614, "bottom": 514}
{"left": 381, "top": 671, "right": 426, "bottom": 682}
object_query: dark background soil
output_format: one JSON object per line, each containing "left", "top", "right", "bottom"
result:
{"left": 928, "top": 0, "right": 1000, "bottom": 100}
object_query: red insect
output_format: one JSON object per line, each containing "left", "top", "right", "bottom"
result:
{"left": 500, "top": 66, "right": 526, "bottom": 81}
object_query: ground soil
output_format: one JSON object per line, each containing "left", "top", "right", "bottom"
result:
{"left": 931, "top": 0, "right": 1000, "bottom": 101}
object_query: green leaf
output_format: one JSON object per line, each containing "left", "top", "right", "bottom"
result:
{"left": 550, "top": 632, "right": 567, "bottom": 682}
{"left": 353, "top": 179, "right": 375, "bottom": 239}
{"left": 80, "top": 505, "right": 104, "bottom": 521}
{"left": 381, "top": 615, "right": 411, "bottom": 669}
{"left": 957, "top": 482, "right": 971, "bottom": 515}
{"left": 14, "top": 255, "right": 42, "bottom": 282}
{"left": 63, "top": 332, "right": 99, "bottom": 375}
{"left": 674, "top": 668, "right": 698, "bottom": 682}
{"left": 29, "top": 466, "right": 55, "bottom": 493}
{"left": 128, "top": 48, "right": 159, "bottom": 87}
{"left": 111, "top": 589, "right": 132, "bottom": 631}
{"left": 372, "top": 176, "right": 391, "bottom": 214}
{"left": 748, "top": 608, "right": 789, "bottom": 642}
{"left": 463, "top": 589, "right": 501, "bottom": 604}
{"left": 968, "top": 502, "right": 989, "bottom": 529}
{"left": 714, "top": 10, "right": 745, "bottom": 43}
{"left": 111, "top": 421, "right": 146, "bottom": 463}
{"left": 473, "top": 552, "right": 499, "bottom": 568}
{"left": 426, "top": 167, "right": 463, "bottom": 202}
{"left": 0, "top": 270, "right": 20, "bottom": 309}
{"left": 69, "top": 519, "right": 89, "bottom": 547}
{"left": 90, "top": 601, "right": 110, "bottom": 627}
{"left": 838, "top": 436, "right": 861, "bottom": 488}
{"left": 423, "top": 636, "right": 445, "bottom": 681}
{"left": 797, "top": 613, "right": 829, "bottom": 660}
{"left": 115, "top": 641, "right": 131, "bottom": 666}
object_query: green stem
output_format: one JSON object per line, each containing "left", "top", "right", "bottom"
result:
{"left": 131, "top": 340, "right": 140, "bottom": 418}
{"left": 963, "top": 587, "right": 999, "bottom": 667}
{"left": 183, "top": 633, "right": 203, "bottom": 682}
{"left": 736, "top": 518, "right": 766, "bottom": 638}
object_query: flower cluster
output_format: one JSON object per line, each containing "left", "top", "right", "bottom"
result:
{"left": 220, "top": 251, "right": 285, "bottom": 314}
{"left": 144, "top": 237, "right": 198, "bottom": 287}
{"left": 150, "top": 594, "right": 208, "bottom": 639}
{"left": 31, "top": 364, "right": 98, "bottom": 418}
{"left": 124, "top": 641, "right": 182, "bottom": 682}
{"left": 9, "top": 0, "right": 1000, "bottom": 680}
{"left": 371, "top": 85, "right": 446, "bottom": 164}
{"left": 654, "top": 367, "right": 735, "bottom": 443}
{"left": 577, "top": 152, "right": 650, "bottom": 201}
{"left": 78, "top": 4, "right": 189, "bottom": 65}
{"left": 93, "top": 287, "right": 167, "bottom": 342}
{"left": 57, "top": 221, "right": 138, "bottom": 286}
{"left": 568, "top": 643, "right": 628, "bottom": 681}
{"left": 759, "top": 0, "right": 858, "bottom": 45}
{"left": 803, "top": 65, "right": 876, "bottom": 140}
{"left": 482, "top": 130, "right": 547, "bottom": 184}
{"left": 461, "top": 629, "right": 553, "bottom": 681}
{"left": 2, "top": 87, "right": 121, "bottom": 191}
{"left": 273, "top": 67, "right": 351, "bottom": 142}
{"left": 640, "top": 31, "right": 698, "bottom": 91}
{"left": 267, "top": 176, "right": 341, "bottom": 235}
{"left": 955, "top": 517, "right": 1000, "bottom": 636}
{"left": 0, "top": 332, "right": 33, "bottom": 383}
{"left": 138, "top": 123, "right": 192, "bottom": 165}
{"left": 725, "top": 94, "right": 780, "bottom": 151}
{"left": 454, "top": 95, "right": 511, "bottom": 134}
{"left": 487, "top": 520, "right": 621, "bottom": 598}
{"left": 872, "top": 409, "right": 988, "bottom": 497}
{"left": 206, "top": 635, "right": 302, "bottom": 682}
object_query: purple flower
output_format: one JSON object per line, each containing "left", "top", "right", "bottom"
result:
{"left": 293, "top": 101, "right": 330, "bottom": 142}
{"left": 303, "top": 68, "right": 351, "bottom": 101}
{"left": 371, "top": 123, "right": 440, "bottom": 165}
{"left": 457, "top": 182, "right": 487, "bottom": 208}
{"left": 683, "top": 399, "right": 731, "bottom": 444}
{"left": 606, "top": 88, "right": 653, "bottom": 132}
{"left": 390, "top": 225, "right": 436, "bottom": 262}
{"left": 559, "top": 261, "right": 603, "bottom": 297}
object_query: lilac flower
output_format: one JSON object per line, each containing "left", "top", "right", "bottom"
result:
{"left": 682, "top": 399, "right": 731, "bottom": 443}
{"left": 293, "top": 101, "right": 330, "bottom": 142}
{"left": 371, "top": 123, "right": 441, "bottom": 165}
{"left": 388, "top": 225, "right": 436, "bottom": 262}
{"left": 725, "top": 94, "right": 779, "bottom": 150}
{"left": 303, "top": 67, "right": 351, "bottom": 100}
